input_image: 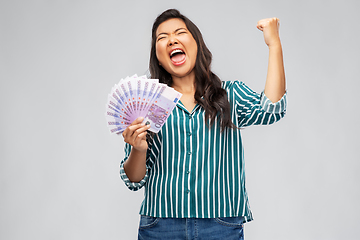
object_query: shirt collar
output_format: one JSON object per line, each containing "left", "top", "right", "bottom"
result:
{"left": 176, "top": 100, "right": 201, "bottom": 115}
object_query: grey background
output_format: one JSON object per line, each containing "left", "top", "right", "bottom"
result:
{"left": 1, "top": 0, "right": 359, "bottom": 239}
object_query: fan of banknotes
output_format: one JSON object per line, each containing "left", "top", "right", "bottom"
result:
{"left": 105, "top": 74, "right": 182, "bottom": 134}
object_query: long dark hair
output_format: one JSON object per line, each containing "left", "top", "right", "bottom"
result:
{"left": 149, "top": 9, "right": 235, "bottom": 132}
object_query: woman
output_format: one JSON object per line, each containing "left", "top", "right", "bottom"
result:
{"left": 120, "top": 9, "right": 286, "bottom": 240}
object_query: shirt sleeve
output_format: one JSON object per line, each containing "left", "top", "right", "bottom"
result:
{"left": 231, "top": 81, "right": 287, "bottom": 127}
{"left": 119, "top": 133, "right": 160, "bottom": 191}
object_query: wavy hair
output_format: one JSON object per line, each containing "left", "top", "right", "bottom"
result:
{"left": 149, "top": 9, "right": 235, "bottom": 132}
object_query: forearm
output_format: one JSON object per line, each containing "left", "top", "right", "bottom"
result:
{"left": 256, "top": 17, "right": 286, "bottom": 103}
{"left": 264, "top": 43, "right": 286, "bottom": 103}
{"left": 121, "top": 117, "right": 150, "bottom": 183}
{"left": 123, "top": 148, "right": 147, "bottom": 183}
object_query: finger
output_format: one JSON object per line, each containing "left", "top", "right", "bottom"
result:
{"left": 122, "top": 117, "right": 146, "bottom": 139}
{"left": 129, "top": 124, "right": 150, "bottom": 144}
{"left": 129, "top": 117, "right": 145, "bottom": 126}
{"left": 257, "top": 20, "right": 267, "bottom": 31}
{"left": 134, "top": 124, "right": 151, "bottom": 136}
{"left": 257, "top": 18, "right": 280, "bottom": 33}
{"left": 134, "top": 131, "right": 148, "bottom": 146}
{"left": 127, "top": 121, "right": 148, "bottom": 137}
{"left": 269, "top": 18, "right": 279, "bottom": 27}
{"left": 123, "top": 125, "right": 138, "bottom": 141}
{"left": 276, "top": 18, "right": 280, "bottom": 29}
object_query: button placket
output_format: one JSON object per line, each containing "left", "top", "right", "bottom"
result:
{"left": 185, "top": 113, "right": 193, "bottom": 196}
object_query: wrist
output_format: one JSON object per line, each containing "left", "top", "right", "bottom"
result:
{"left": 132, "top": 147, "right": 148, "bottom": 154}
{"left": 268, "top": 41, "right": 282, "bottom": 50}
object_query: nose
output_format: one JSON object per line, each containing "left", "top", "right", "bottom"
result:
{"left": 168, "top": 36, "right": 178, "bottom": 47}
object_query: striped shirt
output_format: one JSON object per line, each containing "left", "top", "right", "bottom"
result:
{"left": 120, "top": 80, "right": 287, "bottom": 221}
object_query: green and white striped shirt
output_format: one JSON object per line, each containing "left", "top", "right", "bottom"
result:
{"left": 120, "top": 80, "right": 287, "bottom": 221}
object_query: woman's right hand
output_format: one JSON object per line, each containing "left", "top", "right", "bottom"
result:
{"left": 122, "top": 117, "right": 151, "bottom": 152}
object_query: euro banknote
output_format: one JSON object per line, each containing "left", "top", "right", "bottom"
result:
{"left": 105, "top": 75, "right": 182, "bottom": 134}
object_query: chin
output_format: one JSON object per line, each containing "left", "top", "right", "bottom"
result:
{"left": 168, "top": 65, "right": 195, "bottom": 79}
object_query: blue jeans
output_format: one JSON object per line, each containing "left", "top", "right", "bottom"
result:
{"left": 138, "top": 216, "right": 244, "bottom": 240}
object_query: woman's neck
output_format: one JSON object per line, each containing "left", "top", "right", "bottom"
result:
{"left": 171, "top": 72, "right": 196, "bottom": 94}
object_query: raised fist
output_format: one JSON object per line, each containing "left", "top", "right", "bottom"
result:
{"left": 257, "top": 18, "right": 281, "bottom": 47}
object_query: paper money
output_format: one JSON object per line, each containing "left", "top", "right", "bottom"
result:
{"left": 105, "top": 75, "right": 182, "bottom": 134}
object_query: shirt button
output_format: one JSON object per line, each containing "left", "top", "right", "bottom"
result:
{"left": 187, "top": 189, "right": 190, "bottom": 193}
{"left": 188, "top": 132, "right": 192, "bottom": 136}
{"left": 188, "top": 152, "right": 192, "bottom": 155}
{"left": 188, "top": 116, "right": 192, "bottom": 119}
{"left": 186, "top": 170, "right": 190, "bottom": 174}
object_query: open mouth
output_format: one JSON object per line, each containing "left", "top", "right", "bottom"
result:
{"left": 170, "top": 49, "right": 186, "bottom": 66}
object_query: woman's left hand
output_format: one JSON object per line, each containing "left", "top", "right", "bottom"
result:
{"left": 257, "top": 18, "right": 281, "bottom": 47}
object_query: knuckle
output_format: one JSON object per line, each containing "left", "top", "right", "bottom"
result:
{"left": 136, "top": 127, "right": 145, "bottom": 134}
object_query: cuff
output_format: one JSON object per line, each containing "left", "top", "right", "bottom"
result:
{"left": 119, "top": 162, "right": 148, "bottom": 191}
{"left": 260, "top": 91, "right": 287, "bottom": 114}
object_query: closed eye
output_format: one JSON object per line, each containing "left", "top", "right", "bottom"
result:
{"left": 174, "top": 27, "right": 188, "bottom": 34}
{"left": 157, "top": 36, "right": 166, "bottom": 41}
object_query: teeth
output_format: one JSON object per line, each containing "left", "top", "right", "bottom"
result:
{"left": 170, "top": 49, "right": 184, "bottom": 56}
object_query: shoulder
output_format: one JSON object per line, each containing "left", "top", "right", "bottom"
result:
{"left": 222, "top": 80, "right": 261, "bottom": 105}
{"left": 221, "top": 80, "right": 252, "bottom": 94}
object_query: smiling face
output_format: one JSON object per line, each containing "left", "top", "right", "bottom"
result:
{"left": 155, "top": 18, "right": 198, "bottom": 79}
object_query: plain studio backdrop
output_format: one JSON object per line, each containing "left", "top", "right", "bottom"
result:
{"left": 1, "top": 0, "right": 359, "bottom": 239}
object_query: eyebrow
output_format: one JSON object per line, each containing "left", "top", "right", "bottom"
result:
{"left": 156, "top": 28, "right": 187, "bottom": 38}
